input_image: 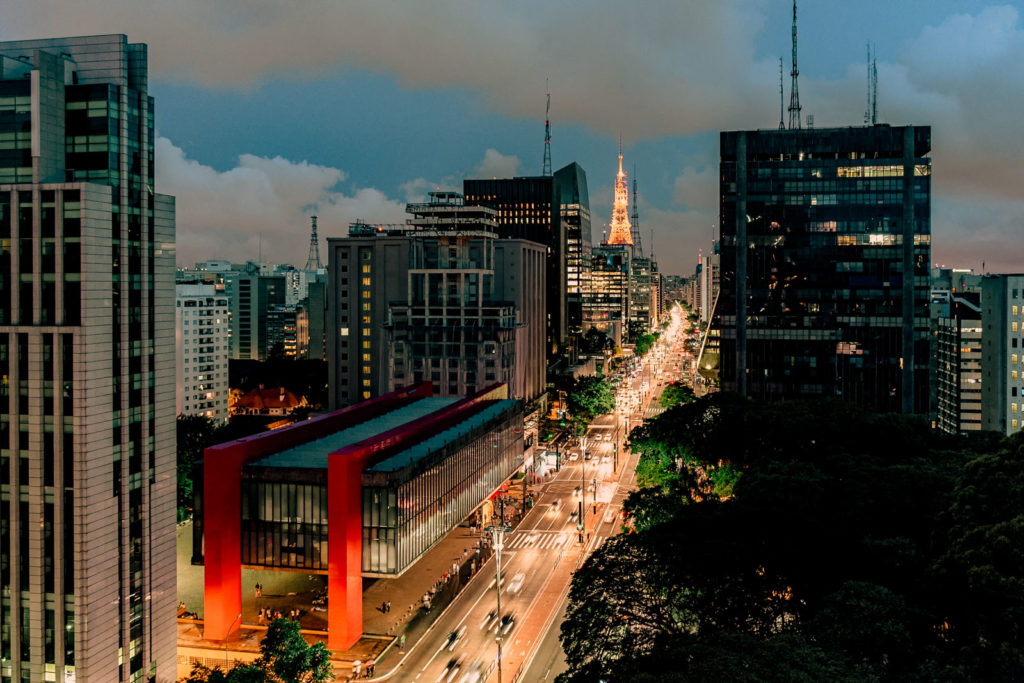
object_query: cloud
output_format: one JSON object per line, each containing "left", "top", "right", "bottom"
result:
{"left": 471, "top": 149, "right": 521, "bottom": 179}
{"left": 673, "top": 166, "right": 717, "bottom": 211}
{"left": 155, "top": 137, "right": 407, "bottom": 266}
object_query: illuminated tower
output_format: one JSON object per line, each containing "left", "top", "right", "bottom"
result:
{"left": 605, "top": 139, "right": 633, "bottom": 245}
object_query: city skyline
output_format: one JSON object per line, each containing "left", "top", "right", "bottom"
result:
{"left": 6, "top": 1, "right": 1023, "bottom": 276}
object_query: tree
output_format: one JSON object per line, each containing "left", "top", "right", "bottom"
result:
{"left": 633, "top": 333, "right": 659, "bottom": 357}
{"left": 565, "top": 376, "right": 615, "bottom": 432}
{"left": 177, "top": 415, "right": 217, "bottom": 522}
{"left": 658, "top": 382, "right": 694, "bottom": 408}
{"left": 580, "top": 328, "right": 612, "bottom": 355}
{"left": 186, "top": 618, "right": 333, "bottom": 683}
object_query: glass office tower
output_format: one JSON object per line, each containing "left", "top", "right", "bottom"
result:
{"left": 716, "top": 125, "right": 931, "bottom": 414}
{"left": 0, "top": 36, "right": 177, "bottom": 682}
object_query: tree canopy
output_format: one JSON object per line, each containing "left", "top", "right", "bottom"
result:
{"left": 565, "top": 376, "right": 615, "bottom": 433}
{"left": 559, "top": 394, "right": 1023, "bottom": 681}
{"left": 186, "top": 618, "right": 333, "bottom": 683}
{"left": 658, "top": 382, "right": 694, "bottom": 409}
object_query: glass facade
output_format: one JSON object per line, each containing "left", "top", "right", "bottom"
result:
{"left": 240, "top": 475, "right": 329, "bottom": 571}
{"left": 716, "top": 125, "right": 932, "bottom": 413}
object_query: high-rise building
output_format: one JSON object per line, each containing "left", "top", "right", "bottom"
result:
{"left": 629, "top": 256, "right": 659, "bottom": 334}
{"left": 222, "top": 269, "right": 285, "bottom": 361}
{"left": 936, "top": 292, "right": 982, "bottom": 434}
{"left": 980, "top": 274, "right": 1024, "bottom": 435}
{"left": 584, "top": 245, "right": 631, "bottom": 346}
{"left": 297, "top": 277, "right": 327, "bottom": 361}
{"left": 699, "top": 252, "right": 720, "bottom": 323}
{"left": 715, "top": 125, "right": 932, "bottom": 413}
{"left": 327, "top": 193, "right": 546, "bottom": 408}
{"left": 553, "top": 163, "right": 591, "bottom": 348}
{"left": 176, "top": 284, "right": 230, "bottom": 423}
{"left": 463, "top": 176, "right": 564, "bottom": 357}
{"left": 0, "top": 35, "right": 177, "bottom": 681}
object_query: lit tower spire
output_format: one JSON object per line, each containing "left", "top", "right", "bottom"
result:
{"left": 605, "top": 137, "right": 633, "bottom": 246}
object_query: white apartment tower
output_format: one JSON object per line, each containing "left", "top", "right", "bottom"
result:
{"left": 0, "top": 36, "right": 177, "bottom": 681}
{"left": 176, "top": 285, "right": 229, "bottom": 423}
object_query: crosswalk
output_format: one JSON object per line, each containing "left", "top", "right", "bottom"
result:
{"left": 505, "top": 529, "right": 608, "bottom": 550}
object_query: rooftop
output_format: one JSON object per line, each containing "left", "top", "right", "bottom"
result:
{"left": 253, "top": 397, "right": 458, "bottom": 469}
{"left": 370, "top": 399, "right": 518, "bottom": 472}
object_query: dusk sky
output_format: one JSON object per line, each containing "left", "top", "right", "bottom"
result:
{"left": 6, "top": 1, "right": 1024, "bottom": 276}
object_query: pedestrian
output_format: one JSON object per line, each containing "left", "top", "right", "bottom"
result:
{"left": 365, "top": 658, "right": 375, "bottom": 677}
{"left": 400, "top": 633, "right": 406, "bottom": 651}
{"left": 353, "top": 660, "right": 361, "bottom": 678}
{"left": 470, "top": 559, "right": 475, "bottom": 574}
{"left": 257, "top": 608, "right": 264, "bottom": 625}
{"left": 386, "top": 600, "right": 391, "bottom": 613}
{"left": 381, "top": 599, "right": 386, "bottom": 613}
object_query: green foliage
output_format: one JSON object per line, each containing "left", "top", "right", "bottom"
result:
{"left": 559, "top": 393, "right": 1023, "bottom": 681}
{"left": 176, "top": 415, "right": 217, "bottom": 522}
{"left": 565, "top": 376, "right": 615, "bottom": 430}
{"left": 658, "top": 382, "right": 694, "bottom": 408}
{"left": 186, "top": 619, "right": 333, "bottom": 683}
{"left": 633, "top": 332, "right": 659, "bottom": 356}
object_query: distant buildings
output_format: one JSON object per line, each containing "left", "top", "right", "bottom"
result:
{"left": 464, "top": 175, "right": 565, "bottom": 357}
{"left": 0, "top": 35, "right": 177, "bottom": 682}
{"left": 714, "top": 124, "right": 932, "bottom": 414}
{"left": 585, "top": 245, "right": 631, "bottom": 346}
{"left": 554, "top": 163, "right": 592, "bottom": 350}
{"left": 327, "top": 192, "right": 546, "bottom": 408}
{"left": 176, "top": 284, "right": 230, "bottom": 423}
{"left": 980, "top": 274, "right": 1024, "bottom": 435}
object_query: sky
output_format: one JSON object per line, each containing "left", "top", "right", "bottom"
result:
{"left": 5, "top": 0, "right": 1024, "bottom": 276}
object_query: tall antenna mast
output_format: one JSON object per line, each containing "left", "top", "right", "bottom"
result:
{"left": 304, "top": 215, "right": 322, "bottom": 270}
{"left": 779, "top": 56, "right": 785, "bottom": 129}
{"left": 630, "top": 165, "right": 643, "bottom": 258}
{"left": 864, "top": 43, "right": 871, "bottom": 124}
{"left": 787, "top": 0, "right": 802, "bottom": 130}
{"left": 541, "top": 78, "right": 552, "bottom": 176}
{"left": 871, "top": 47, "right": 878, "bottom": 125}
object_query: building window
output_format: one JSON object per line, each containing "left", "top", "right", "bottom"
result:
{"left": 362, "top": 366, "right": 371, "bottom": 375}
{"left": 362, "top": 341, "right": 371, "bottom": 349}
{"left": 362, "top": 379, "right": 371, "bottom": 387}
{"left": 1014, "top": 419, "right": 1019, "bottom": 430}
{"left": 362, "top": 328, "right": 370, "bottom": 336}
{"left": 340, "top": 328, "right": 349, "bottom": 337}
{"left": 362, "top": 353, "right": 371, "bottom": 362}
{"left": 362, "top": 277, "right": 371, "bottom": 286}
{"left": 362, "top": 391, "right": 371, "bottom": 399}
{"left": 362, "top": 291, "right": 371, "bottom": 299}
{"left": 363, "top": 303, "right": 371, "bottom": 311}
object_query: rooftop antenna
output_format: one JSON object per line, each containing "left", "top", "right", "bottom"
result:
{"left": 778, "top": 56, "right": 785, "bottom": 129}
{"left": 864, "top": 43, "right": 871, "bottom": 124}
{"left": 630, "top": 165, "right": 643, "bottom": 258}
{"left": 788, "top": 0, "right": 802, "bottom": 130}
{"left": 541, "top": 78, "right": 552, "bottom": 176}
{"left": 304, "top": 215, "right": 322, "bottom": 270}
{"left": 871, "top": 46, "right": 878, "bottom": 124}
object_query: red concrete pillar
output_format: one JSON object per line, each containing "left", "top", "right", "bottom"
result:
{"left": 327, "top": 449, "right": 366, "bottom": 651}
{"left": 203, "top": 448, "right": 244, "bottom": 641}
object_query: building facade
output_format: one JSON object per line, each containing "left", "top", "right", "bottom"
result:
{"left": 327, "top": 195, "right": 546, "bottom": 408}
{"left": 176, "top": 285, "right": 229, "bottom": 423}
{"left": 0, "top": 36, "right": 177, "bottom": 682}
{"left": 463, "top": 176, "right": 565, "bottom": 357}
{"left": 553, "top": 163, "right": 591, "bottom": 350}
{"left": 715, "top": 125, "right": 932, "bottom": 413}
{"left": 629, "top": 256, "right": 660, "bottom": 335}
{"left": 980, "top": 274, "right": 1024, "bottom": 435}
{"left": 584, "top": 245, "right": 631, "bottom": 346}
{"left": 936, "top": 293, "right": 982, "bottom": 434}
{"left": 223, "top": 270, "right": 286, "bottom": 361}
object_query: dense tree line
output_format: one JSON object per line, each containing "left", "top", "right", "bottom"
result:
{"left": 185, "top": 618, "right": 332, "bottom": 682}
{"left": 558, "top": 393, "right": 1022, "bottom": 681}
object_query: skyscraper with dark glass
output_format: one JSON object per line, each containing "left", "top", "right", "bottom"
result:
{"left": 553, "top": 163, "right": 591, "bottom": 353}
{"left": 0, "top": 36, "right": 177, "bottom": 681}
{"left": 714, "top": 125, "right": 931, "bottom": 413}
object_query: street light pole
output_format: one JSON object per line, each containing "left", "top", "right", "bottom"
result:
{"left": 224, "top": 612, "right": 242, "bottom": 668}
{"left": 488, "top": 525, "right": 510, "bottom": 683}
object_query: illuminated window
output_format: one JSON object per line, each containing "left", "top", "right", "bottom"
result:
{"left": 1014, "top": 306, "right": 1020, "bottom": 316}
{"left": 340, "top": 327, "right": 349, "bottom": 336}
{"left": 362, "top": 366, "right": 371, "bottom": 375}
{"left": 362, "top": 379, "right": 371, "bottom": 387}
{"left": 362, "top": 277, "right": 371, "bottom": 286}
{"left": 362, "top": 302, "right": 371, "bottom": 311}
{"left": 1014, "top": 354, "right": 1019, "bottom": 365}
{"left": 1014, "top": 419, "right": 1020, "bottom": 430}
{"left": 362, "top": 264, "right": 371, "bottom": 273}
{"left": 362, "top": 353, "right": 371, "bottom": 362}
{"left": 362, "top": 290, "right": 371, "bottom": 299}
{"left": 1014, "top": 371, "right": 1019, "bottom": 381}
{"left": 1013, "top": 403, "right": 1018, "bottom": 413}
{"left": 362, "top": 316, "right": 371, "bottom": 324}
{"left": 362, "top": 391, "right": 371, "bottom": 399}
{"left": 1015, "top": 322, "right": 1019, "bottom": 332}
{"left": 362, "top": 341, "right": 371, "bottom": 349}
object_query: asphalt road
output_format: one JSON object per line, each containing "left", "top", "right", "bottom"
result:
{"left": 382, "top": 306, "right": 693, "bottom": 683}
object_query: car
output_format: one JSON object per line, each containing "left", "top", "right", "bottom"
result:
{"left": 600, "top": 455, "right": 611, "bottom": 465}
{"left": 572, "top": 486, "right": 582, "bottom": 499}
{"left": 604, "top": 433, "right": 613, "bottom": 442}
{"left": 506, "top": 572, "right": 526, "bottom": 594}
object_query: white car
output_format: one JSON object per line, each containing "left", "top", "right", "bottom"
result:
{"left": 604, "top": 433, "right": 613, "bottom": 442}
{"left": 506, "top": 572, "right": 525, "bottom": 594}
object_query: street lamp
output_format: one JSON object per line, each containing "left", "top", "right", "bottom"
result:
{"left": 488, "top": 524, "right": 512, "bottom": 683}
{"left": 224, "top": 612, "right": 242, "bottom": 668}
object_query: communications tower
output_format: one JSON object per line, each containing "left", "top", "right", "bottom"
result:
{"left": 304, "top": 215, "right": 322, "bottom": 270}
{"left": 605, "top": 139, "right": 633, "bottom": 246}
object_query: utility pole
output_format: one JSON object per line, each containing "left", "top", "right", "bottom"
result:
{"left": 488, "top": 524, "right": 511, "bottom": 683}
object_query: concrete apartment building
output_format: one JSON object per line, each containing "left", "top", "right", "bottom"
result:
{"left": 327, "top": 193, "right": 546, "bottom": 408}
{"left": 0, "top": 35, "right": 177, "bottom": 681}
{"left": 176, "top": 284, "right": 230, "bottom": 423}
{"left": 980, "top": 274, "right": 1024, "bottom": 435}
